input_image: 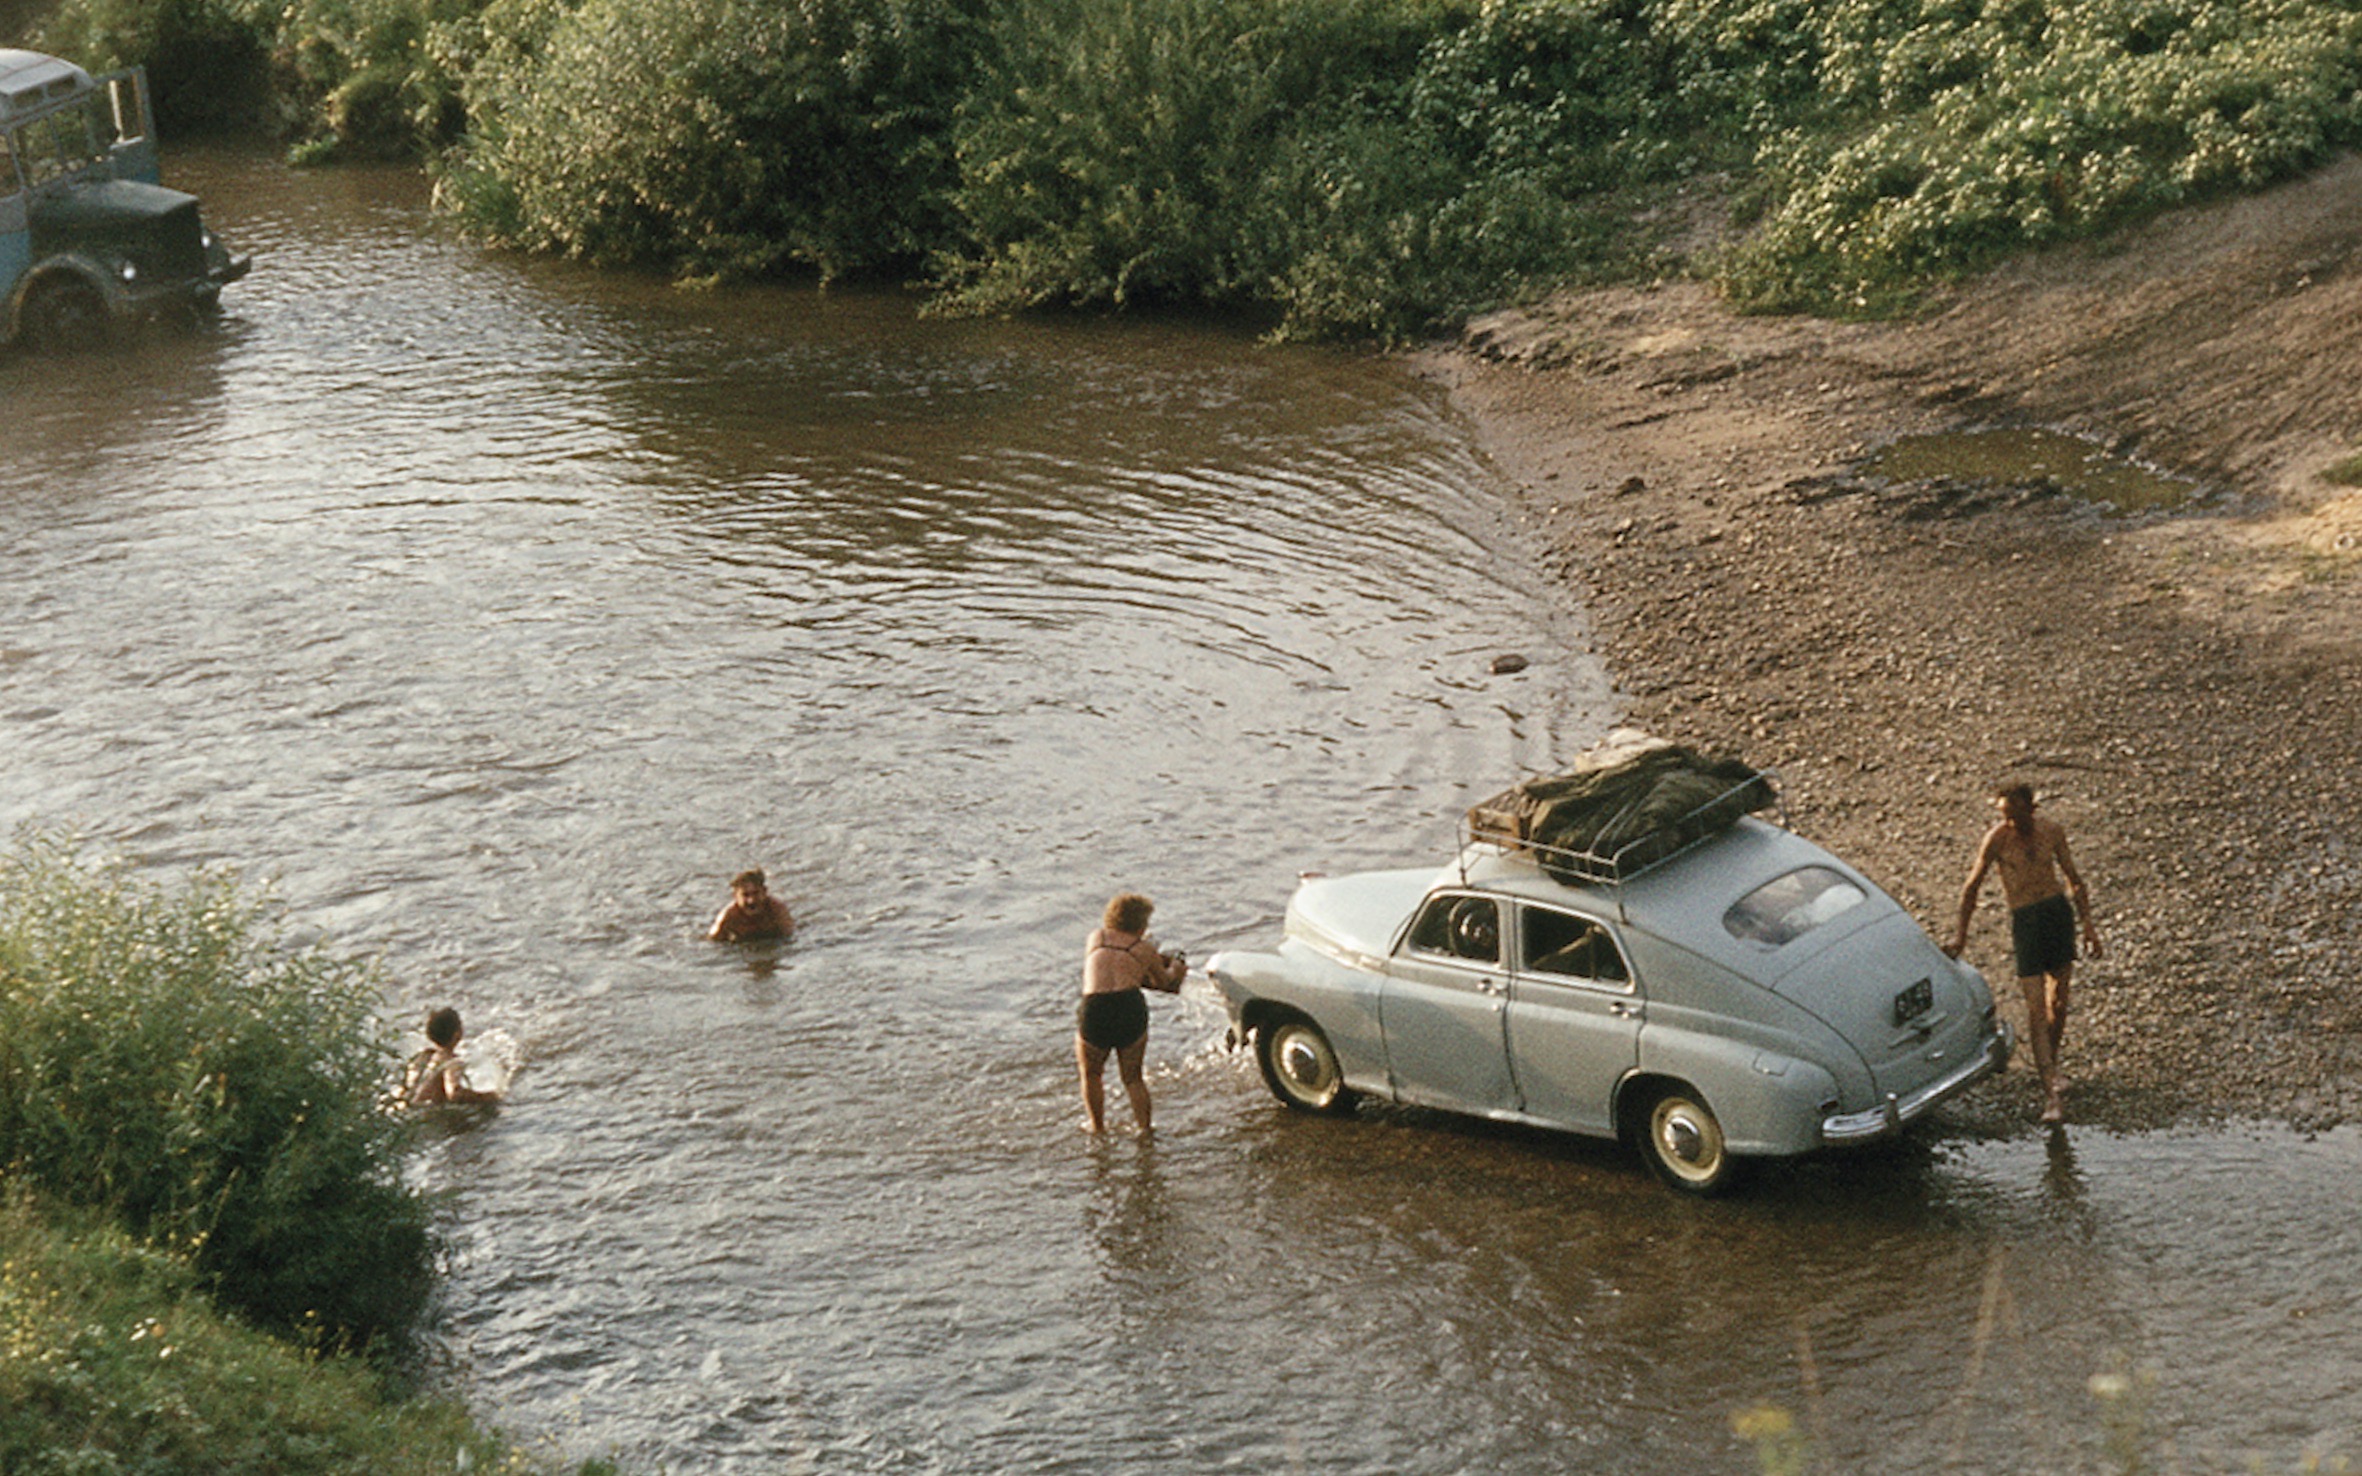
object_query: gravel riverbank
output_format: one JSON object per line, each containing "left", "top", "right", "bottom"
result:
{"left": 1421, "top": 159, "right": 2362, "bottom": 1132}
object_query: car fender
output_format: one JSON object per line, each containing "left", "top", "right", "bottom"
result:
{"left": 6, "top": 253, "right": 126, "bottom": 334}
{"left": 1206, "top": 943, "right": 1390, "bottom": 1100}
{"left": 1626, "top": 1025, "right": 1841, "bottom": 1159}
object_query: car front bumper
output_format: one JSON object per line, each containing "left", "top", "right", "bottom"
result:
{"left": 1820, "top": 1020, "right": 2015, "bottom": 1147}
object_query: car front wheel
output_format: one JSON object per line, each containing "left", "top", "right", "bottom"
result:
{"left": 1256, "top": 1017, "right": 1357, "bottom": 1115}
{"left": 1639, "top": 1084, "right": 1741, "bottom": 1195}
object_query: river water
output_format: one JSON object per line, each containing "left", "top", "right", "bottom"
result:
{"left": 3, "top": 150, "right": 2358, "bottom": 1475}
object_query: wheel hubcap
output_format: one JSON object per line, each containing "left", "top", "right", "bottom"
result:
{"left": 1663, "top": 1112, "right": 1705, "bottom": 1164}
{"left": 1279, "top": 1035, "right": 1327, "bottom": 1091}
{"left": 1652, "top": 1098, "right": 1723, "bottom": 1183}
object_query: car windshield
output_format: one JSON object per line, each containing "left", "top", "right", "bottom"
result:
{"left": 1723, "top": 866, "right": 1865, "bottom": 948}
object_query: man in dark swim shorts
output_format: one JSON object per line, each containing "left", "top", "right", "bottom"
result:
{"left": 1946, "top": 783, "right": 2104, "bottom": 1124}
{"left": 2011, "top": 892, "right": 2079, "bottom": 979}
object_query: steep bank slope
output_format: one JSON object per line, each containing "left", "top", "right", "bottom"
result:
{"left": 1424, "top": 155, "right": 2362, "bottom": 1130}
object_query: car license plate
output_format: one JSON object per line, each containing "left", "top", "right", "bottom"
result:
{"left": 1892, "top": 977, "right": 1933, "bottom": 1026}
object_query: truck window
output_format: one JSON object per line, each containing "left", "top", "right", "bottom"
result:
{"left": 20, "top": 107, "right": 102, "bottom": 186}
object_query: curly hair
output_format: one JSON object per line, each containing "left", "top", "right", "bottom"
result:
{"left": 1103, "top": 892, "right": 1155, "bottom": 933}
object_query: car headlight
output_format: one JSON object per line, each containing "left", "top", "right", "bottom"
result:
{"left": 118, "top": 261, "right": 138, "bottom": 283}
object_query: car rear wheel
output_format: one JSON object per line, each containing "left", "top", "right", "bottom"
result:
{"left": 1638, "top": 1084, "right": 1742, "bottom": 1195}
{"left": 1256, "top": 1017, "right": 1357, "bottom": 1115}
{"left": 23, "top": 278, "right": 111, "bottom": 355}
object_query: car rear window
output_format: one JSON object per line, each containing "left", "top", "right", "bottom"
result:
{"left": 1723, "top": 866, "right": 1866, "bottom": 948}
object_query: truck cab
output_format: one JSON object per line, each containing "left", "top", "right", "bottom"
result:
{"left": 2, "top": 48, "right": 249, "bottom": 351}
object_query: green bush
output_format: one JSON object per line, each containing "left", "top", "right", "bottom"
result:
{"left": 931, "top": 0, "right": 1321, "bottom": 316}
{"left": 265, "top": 0, "right": 484, "bottom": 160}
{"left": 0, "top": 835, "right": 435, "bottom": 1356}
{"left": 34, "top": 0, "right": 276, "bottom": 133}
{"left": 35, "top": 0, "right": 2362, "bottom": 328}
{"left": 0, "top": 1190, "right": 558, "bottom": 1476}
{"left": 932, "top": 0, "right": 1715, "bottom": 339}
{"left": 438, "top": 0, "right": 979, "bottom": 281}
{"left": 1719, "top": 0, "right": 2362, "bottom": 312}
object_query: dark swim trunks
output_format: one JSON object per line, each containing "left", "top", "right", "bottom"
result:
{"left": 2010, "top": 893, "right": 2078, "bottom": 978}
{"left": 1077, "top": 988, "right": 1149, "bottom": 1051}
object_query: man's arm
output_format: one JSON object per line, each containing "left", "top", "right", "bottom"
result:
{"left": 708, "top": 903, "right": 741, "bottom": 941}
{"left": 1945, "top": 830, "right": 1999, "bottom": 958}
{"left": 2053, "top": 825, "right": 2103, "bottom": 959}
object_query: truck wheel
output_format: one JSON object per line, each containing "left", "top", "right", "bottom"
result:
{"left": 1255, "top": 1016, "right": 1357, "bottom": 1115}
{"left": 1638, "top": 1084, "right": 1743, "bottom": 1195}
{"left": 23, "top": 278, "right": 111, "bottom": 354}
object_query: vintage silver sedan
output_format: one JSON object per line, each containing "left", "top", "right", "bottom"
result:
{"left": 1206, "top": 815, "right": 2012, "bottom": 1193}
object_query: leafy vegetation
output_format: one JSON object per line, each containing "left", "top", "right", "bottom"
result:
{"left": 0, "top": 1190, "right": 594, "bottom": 1476}
{"left": 1718, "top": 1, "right": 2362, "bottom": 312}
{"left": 0, "top": 835, "right": 433, "bottom": 1356}
{"left": 31, "top": 0, "right": 2362, "bottom": 330}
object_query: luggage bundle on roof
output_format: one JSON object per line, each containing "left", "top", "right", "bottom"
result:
{"left": 1465, "top": 729, "right": 1778, "bottom": 886}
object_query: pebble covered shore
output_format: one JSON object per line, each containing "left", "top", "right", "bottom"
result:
{"left": 1422, "top": 177, "right": 2362, "bottom": 1131}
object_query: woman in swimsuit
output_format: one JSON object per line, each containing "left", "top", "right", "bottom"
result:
{"left": 1076, "top": 892, "right": 1187, "bottom": 1134}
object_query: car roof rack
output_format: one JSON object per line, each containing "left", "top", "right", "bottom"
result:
{"left": 1453, "top": 767, "right": 1785, "bottom": 916}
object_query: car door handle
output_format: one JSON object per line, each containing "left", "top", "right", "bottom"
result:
{"left": 1608, "top": 1001, "right": 1641, "bottom": 1019}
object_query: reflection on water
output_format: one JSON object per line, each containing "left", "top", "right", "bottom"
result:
{"left": 4, "top": 150, "right": 2359, "bottom": 1474}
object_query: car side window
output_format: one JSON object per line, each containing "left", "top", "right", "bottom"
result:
{"left": 1405, "top": 894, "right": 1500, "bottom": 965}
{"left": 1521, "top": 906, "right": 1629, "bottom": 984}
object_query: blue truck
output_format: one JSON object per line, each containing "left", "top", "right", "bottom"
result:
{"left": 2, "top": 48, "right": 248, "bottom": 351}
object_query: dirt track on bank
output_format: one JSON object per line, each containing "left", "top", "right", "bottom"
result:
{"left": 1422, "top": 156, "right": 2362, "bottom": 1133}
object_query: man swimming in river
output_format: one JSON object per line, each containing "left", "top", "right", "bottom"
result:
{"left": 709, "top": 868, "right": 796, "bottom": 942}
{"left": 1944, "top": 781, "right": 2103, "bottom": 1125}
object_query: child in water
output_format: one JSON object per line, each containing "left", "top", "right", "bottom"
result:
{"left": 404, "top": 1006, "right": 503, "bottom": 1107}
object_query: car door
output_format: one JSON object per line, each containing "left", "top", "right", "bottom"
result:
{"left": 1379, "top": 891, "right": 1517, "bottom": 1113}
{"left": 1504, "top": 903, "right": 1642, "bottom": 1135}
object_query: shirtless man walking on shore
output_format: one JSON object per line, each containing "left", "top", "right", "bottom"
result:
{"left": 1944, "top": 782, "right": 2103, "bottom": 1124}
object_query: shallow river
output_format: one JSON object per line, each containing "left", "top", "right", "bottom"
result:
{"left": 3, "top": 151, "right": 2358, "bottom": 1475}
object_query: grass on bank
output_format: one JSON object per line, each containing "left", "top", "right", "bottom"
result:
{"left": 0, "top": 1189, "right": 604, "bottom": 1476}
{"left": 33, "top": 0, "right": 2362, "bottom": 337}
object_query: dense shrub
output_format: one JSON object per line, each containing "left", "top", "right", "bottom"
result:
{"left": 266, "top": 0, "right": 484, "bottom": 161}
{"left": 32, "top": 0, "right": 2362, "bottom": 325}
{"left": 33, "top": 0, "right": 275, "bottom": 133}
{"left": 0, "top": 1191, "right": 565, "bottom": 1476}
{"left": 0, "top": 836, "right": 434, "bottom": 1355}
{"left": 438, "top": 0, "right": 980, "bottom": 281}
{"left": 1719, "top": 0, "right": 2362, "bottom": 311}
{"left": 933, "top": 0, "right": 1730, "bottom": 338}
{"left": 931, "top": 0, "right": 1335, "bottom": 316}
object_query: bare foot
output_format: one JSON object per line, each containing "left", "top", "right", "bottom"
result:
{"left": 2040, "top": 1094, "right": 2065, "bottom": 1125}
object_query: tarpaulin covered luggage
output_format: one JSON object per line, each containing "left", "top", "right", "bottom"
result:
{"left": 1465, "top": 730, "right": 1776, "bottom": 886}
